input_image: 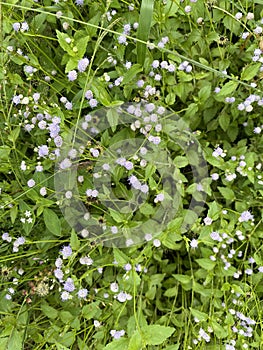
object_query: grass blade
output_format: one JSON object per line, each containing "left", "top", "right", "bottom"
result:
{"left": 136, "top": 0, "right": 155, "bottom": 67}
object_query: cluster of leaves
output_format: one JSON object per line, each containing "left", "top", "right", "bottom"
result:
{"left": 0, "top": 0, "right": 263, "bottom": 349}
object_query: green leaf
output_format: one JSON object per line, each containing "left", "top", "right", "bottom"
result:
{"left": 211, "top": 321, "right": 228, "bottom": 338}
{"left": 70, "top": 229, "right": 80, "bottom": 250}
{"left": 43, "top": 208, "right": 61, "bottom": 236}
{"left": 141, "top": 325, "right": 175, "bottom": 345}
{"left": 198, "top": 85, "right": 211, "bottom": 103}
{"left": 108, "top": 208, "right": 124, "bottom": 223}
{"left": 92, "top": 80, "right": 111, "bottom": 106}
{"left": 104, "top": 338, "right": 129, "bottom": 350}
{"left": 107, "top": 109, "right": 119, "bottom": 132}
{"left": 41, "top": 301, "right": 58, "bottom": 319}
{"left": 218, "top": 187, "right": 235, "bottom": 201}
{"left": 216, "top": 81, "right": 239, "bottom": 98}
{"left": 196, "top": 258, "right": 216, "bottom": 270}
{"left": 7, "top": 329, "right": 23, "bottom": 350}
{"left": 173, "top": 274, "right": 191, "bottom": 284}
{"left": 75, "top": 36, "right": 90, "bottom": 58}
{"left": 174, "top": 156, "right": 188, "bottom": 168}
{"left": 56, "top": 30, "right": 74, "bottom": 56}
{"left": 121, "top": 64, "right": 142, "bottom": 85}
{"left": 113, "top": 247, "right": 129, "bottom": 265}
{"left": 137, "top": 0, "right": 154, "bottom": 66}
{"left": 241, "top": 63, "right": 261, "bottom": 81}
{"left": 82, "top": 302, "right": 102, "bottom": 320}
{"left": 0, "top": 145, "right": 11, "bottom": 160}
{"left": 190, "top": 308, "right": 208, "bottom": 321}
{"left": 128, "top": 330, "right": 142, "bottom": 350}
{"left": 219, "top": 113, "right": 230, "bottom": 132}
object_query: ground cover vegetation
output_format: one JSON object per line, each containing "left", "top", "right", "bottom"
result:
{"left": 0, "top": 0, "right": 263, "bottom": 349}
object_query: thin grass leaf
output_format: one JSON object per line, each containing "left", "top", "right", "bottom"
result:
{"left": 136, "top": 0, "right": 154, "bottom": 66}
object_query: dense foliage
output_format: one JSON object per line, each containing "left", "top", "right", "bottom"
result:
{"left": 0, "top": 0, "right": 263, "bottom": 349}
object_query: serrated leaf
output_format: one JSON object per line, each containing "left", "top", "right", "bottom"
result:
{"left": 219, "top": 113, "right": 230, "bottom": 132}
{"left": 141, "top": 325, "right": 175, "bottom": 345}
{"left": 75, "top": 36, "right": 90, "bottom": 58}
{"left": 241, "top": 63, "right": 261, "bottom": 81}
{"left": 43, "top": 208, "right": 61, "bottom": 236}
{"left": 218, "top": 187, "right": 235, "bottom": 201}
{"left": 56, "top": 30, "right": 74, "bottom": 56}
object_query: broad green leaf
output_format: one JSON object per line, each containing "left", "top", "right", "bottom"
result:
{"left": 196, "top": 258, "right": 216, "bottom": 270}
{"left": 82, "top": 302, "right": 101, "bottom": 320}
{"left": 0, "top": 145, "right": 11, "bottom": 160}
{"left": 107, "top": 109, "right": 119, "bottom": 132}
{"left": 211, "top": 321, "right": 228, "bottom": 338}
{"left": 121, "top": 64, "right": 142, "bottom": 85}
{"left": 190, "top": 308, "right": 208, "bottom": 321}
{"left": 218, "top": 187, "right": 235, "bottom": 201}
{"left": 219, "top": 113, "right": 230, "bottom": 132}
{"left": 43, "top": 208, "right": 61, "bottom": 236}
{"left": 56, "top": 331, "right": 75, "bottom": 347}
{"left": 75, "top": 36, "right": 90, "bottom": 58}
{"left": 41, "top": 301, "right": 58, "bottom": 319}
{"left": 108, "top": 208, "right": 124, "bottom": 223}
{"left": 174, "top": 156, "right": 188, "bottom": 168}
{"left": 141, "top": 325, "right": 175, "bottom": 345}
{"left": 173, "top": 274, "right": 191, "bottom": 284}
{"left": 216, "top": 81, "right": 239, "bottom": 98}
{"left": 56, "top": 30, "right": 74, "bottom": 56}
{"left": 128, "top": 330, "right": 142, "bottom": 350}
{"left": 7, "top": 329, "right": 23, "bottom": 350}
{"left": 104, "top": 338, "right": 129, "bottom": 350}
{"left": 113, "top": 247, "right": 129, "bottom": 265}
{"left": 241, "top": 63, "right": 261, "bottom": 81}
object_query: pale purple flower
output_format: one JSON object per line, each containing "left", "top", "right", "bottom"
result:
{"left": 61, "top": 245, "right": 72, "bottom": 258}
{"left": 239, "top": 210, "right": 254, "bottom": 222}
{"left": 12, "top": 95, "right": 21, "bottom": 105}
{"left": 110, "top": 329, "right": 125, "bottom": 339}
{"left": 153, "top": 239, "right": 161, "bottom": 247}
{"left": 85, "top": 90, "right": 93, "bottom": 99}
{"left": 89, "top": 99, "right": 98, "bottom": 108}
{"left": 21, "top": 22, "right": 29, "bottom": 32}
{"left": 60, "top": 158, "right": 72, "bottom": 169}
{"left": 64, "top": 278, "right": 75, "bottom": 292}
{"left": 67, "top": 70, "right": 78, "bottom": 81}
{"left": 54, "top": 268, "right": 64, "bottom": 280}
{"left": 78, "top": 58, "right": 89, "bottom": 72}
{"left": 61, "top": 291, "right": 70, "bottom": 301}
{"left": 13, "top": 22, "right": 20, "bottom": 31}
{"left": 78, "top": 288, "right": 88, "bottom": 298}
{"left": 38, "top": 145, "right": 49, "bottom": 157}
{"left": 27, "top": 179, "right": 35, "bottom": 188}
{"left": 118, "top": 35, "right": 127, "bottom": 44}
